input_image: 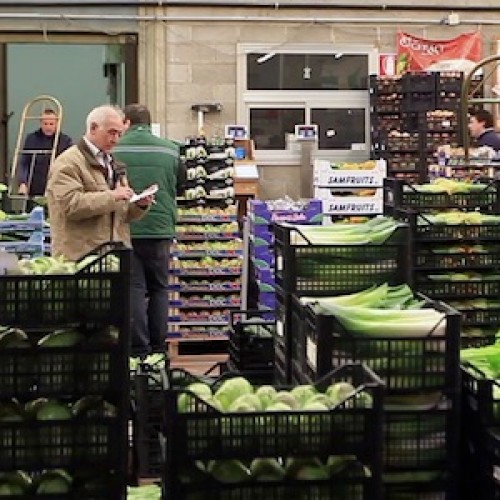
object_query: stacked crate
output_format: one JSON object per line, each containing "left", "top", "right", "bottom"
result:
{"left": 385, "top": 177, "right": 500, "bottom": 347}
{"left": 162, "top": 363, "right": 384, "bottom": 499}
{"left": 291, "top": 292, "right": 461, "bottom": 498}
{"left": 0, "top": 243, "right": 131, "bottom": 498}
{"left": 132, "top": 357, "right": 167, "bottom": 481}
{"left": 461, "top": 360, "right": 500, "bottom": 498}
{"left": 227, "top": 310, "right": 275, "bottom": 384}
{"left": 312, "top": 159, "right": 386, "bottom": 218}
{"left": 370, "top": 72, "right": 473, "bottom": 183}
{"left": 0, "top": 206, "right": 45, "bottom": 257}
{"left": 247, "top": 199, "right": 322, "bottom": 316}
{"left": 273, "top": 220, "right": 409, "bottom": 384}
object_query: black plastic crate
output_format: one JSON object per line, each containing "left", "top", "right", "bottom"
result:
{"left": 165, "top": 476, "right": 369, "bottom": 500}
{"left": 384, "top": 178, "right": 500, "bottom": 212}
{"left": 383, "top": 477, "right": 449, "bottom": 500}
{"left": 461, "top": 421, "right": 500, "bottom": 500}
{"left": 0, "top": 243, "right": 131, "bottom": 328}
{"left": 402, "top": 72, "right": 437, "bottom": 93}
{"left": 133, "top": 368, "right": 163, "bottom": 479}
{"left": 294, "top": 294, "right": 461, "bottom": 395}
{"left": 228, "top": 310, "right": 275, "bottom": 370}
{"left": 460, "top": 334, "right": 497, "bottom": 350}
{"left": 459, "top": 307, "right": 500, "bottom": 327}
{"left": 436, "top": 73, "right": 463, "bottom": 93}
{"left": 414, "top": 249, "right": 500, "bottom": 271}
{"left": 369, "top": 74, "right": 403, "bottom": 94}
{"left": 383, "top": 397, "right": 459, "bottom": 472}
{"left": 402, "top": 210, "right": 500, "bottom": 242}
{"left": 401, "top": 93, "right": 436, "bottom": 113}
{"left": 461, "top": 364, "right": 500, "bottom": 427}
{"left": 164, "top": 362, "right": 383, "bottom": 460}
{"left": 0, "top": 343, "right": 123, "bottom": 398}
{"left": 274, "top": 340, "right": 287, "bottom": 385}
{"left": 415, "top": 277, "right": 500, "bottom": 299}
{"left": 224, "top": 359, "right": 274, "bottom": 385}
{"left": 163, "top": 363, "right": 384, "bottom": 500}
{"left": 275, "top": 289, "right": 303, "bottom": 385}
{"left": 273, "top": 223, "right": 409, "bottom": 296}
{"left": 0, "top": 471, "right": 125, "bottom": 499}
{"left": 0, "top": 417, "right": 121, "bottom": 470}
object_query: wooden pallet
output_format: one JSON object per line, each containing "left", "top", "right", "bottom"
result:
{"left": 167, "top": 335, "right": 228, "bottom": 375}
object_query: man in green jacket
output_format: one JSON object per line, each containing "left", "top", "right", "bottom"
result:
{"left": 114, "top": 104, "right": 183, "bottom": 356}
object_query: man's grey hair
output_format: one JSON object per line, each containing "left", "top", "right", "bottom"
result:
{"left": 86, "top": 105, "right": 124, "bottom": 133}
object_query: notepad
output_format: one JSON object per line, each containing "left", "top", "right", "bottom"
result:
{"left": 130, "top": 184, "right": 159, "bottom": 203}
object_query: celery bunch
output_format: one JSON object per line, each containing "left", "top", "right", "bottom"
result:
{"left": 289, "top": 216, "right": 405, "bottom": 245}
{"left": 301, "top": 284, "right": 445, "bottom": 338}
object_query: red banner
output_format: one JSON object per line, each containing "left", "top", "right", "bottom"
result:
{"left": 396, "top": 31, "right": 482, "bottom": 74}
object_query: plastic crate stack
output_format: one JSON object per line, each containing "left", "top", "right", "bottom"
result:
{"left": 461, "top": 352, "right": 500, "bottom": 498}
{"left": 0, "top": 243, "right": 131, "bottom": 498}
{"left": 170, "top": 139, "right": 242, "bottom": 371}
{"left": 182, "top": 136, "right": 236, "bottom": 206}
{"left": 131, "top": 357, "right": 167, "bottom": 482}
{"left": 422, "top": 110, "right": 462, "bottom": 178}
{"left": 247, "top": 199, "right": 322, "bottom": 318}
{"left": 161, "top": 363, "right": 384, "bottom": 499}
{"left": 227, "top": 310, "right": 275, "bottom": 384}
{"left": 369, "top": 74, "right": 403, "bottom": 139}
{"left": 290, "top": 290, "right": 461, "bottom": 499}
{"left": 0, "top": 206, "right": 45, "bottom": 258}
{"left": 273, "top": 219, "right": 410, "bottom": 384}
{"left": 384, "top": 177, "right": 500, "bottom": 348}
{"left": 370, "top": 72, "right": 472, "bottom": 184}
{"left": 312, "top": 159, "right": 386, "bottom": 218}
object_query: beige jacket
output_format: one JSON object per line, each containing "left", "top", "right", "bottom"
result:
{"left": 46, "top": 138, "right": 146, "bottom": 261}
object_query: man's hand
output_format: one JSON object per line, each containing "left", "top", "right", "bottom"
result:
{"left": 112, "top": 185, "right": 134, "bottom": 201}
{"left": 135, "top": 195, "right": 155, "bottom": 208}
{"left": 18, "top": 183, "right": 27, "bottom": 195}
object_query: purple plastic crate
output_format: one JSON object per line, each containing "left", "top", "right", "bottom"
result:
{"left": 249, "top": 223, "right": 274, "bottom": 243}
{"left": 250, "top": 247, "right": 274, "bottom": 266}
{"left": 258, "top": 291, "right": 276, "bottom": 310}
{"left": 254, "top": 266, "right": 275, "bottom": 285}
{"left": 248, "top": 199, "right": 323, "bottom": 224}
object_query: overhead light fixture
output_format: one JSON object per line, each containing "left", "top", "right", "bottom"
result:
{"left": 334, "top": 53, "right": 343, "bottom": 59}
{"left": 257, "top": 52, "right": 276, "bottom": 64}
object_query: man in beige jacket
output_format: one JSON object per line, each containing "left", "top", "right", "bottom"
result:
{"left": 46, "top": 105, "right": 154, "bottom": 261}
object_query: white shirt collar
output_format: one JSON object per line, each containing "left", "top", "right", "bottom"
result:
{"left": 83, "top": 136, "right": 100, "bottom": 157}
{"left": 83, "top": 136, "right": 112, "bottom": 166}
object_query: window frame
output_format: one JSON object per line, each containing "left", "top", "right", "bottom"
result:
{"left": 237, "top": 43, "right": 379, "bottom": 165}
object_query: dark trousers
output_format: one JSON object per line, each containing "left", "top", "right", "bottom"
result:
{"left": 130, "top": 239, "right": 170, "bottom": 357}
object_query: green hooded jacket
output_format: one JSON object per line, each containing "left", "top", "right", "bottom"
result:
{"left": 114, "top": 125, "right": 180, "bottom": 239}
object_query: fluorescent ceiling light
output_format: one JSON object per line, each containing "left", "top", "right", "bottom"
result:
{"left": 257, "top": 52, "right": 276, "bottom": 64}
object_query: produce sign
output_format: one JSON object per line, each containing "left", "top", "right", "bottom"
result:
{"left": 396, "top": 30, "right": 481, "bottom": 74}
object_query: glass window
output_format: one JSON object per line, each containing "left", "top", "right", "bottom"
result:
{"left": 311, "top": 108, "right": 366, "bottom": 150}
{"left": 239, "top": 44, "right": 376, "bottom": 160}
{"left": 247, "top": 53, "right": 369, "bottom": 91}
{"left": 250, "top": 108, "right": 305, "bottom": 150}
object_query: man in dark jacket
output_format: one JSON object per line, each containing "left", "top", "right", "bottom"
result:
{"left": 114, "top": 103, "right": 184, "bottom": 356}
{"left": 18, "top": 108, "right": 73, "bottom": 196}
{"left": 468, "top": 109, "right": 500, "bottom": 151}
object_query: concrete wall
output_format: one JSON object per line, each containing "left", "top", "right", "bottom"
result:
{"left": 134, "top": 4, "right": 500, "bottom": 198}
{"left": 2, "top": 2, "right": 500, "bottom": 198}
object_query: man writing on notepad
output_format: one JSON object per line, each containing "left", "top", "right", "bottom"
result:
{"left": 45, "top": 104, "right": 154, "bottom": 261}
